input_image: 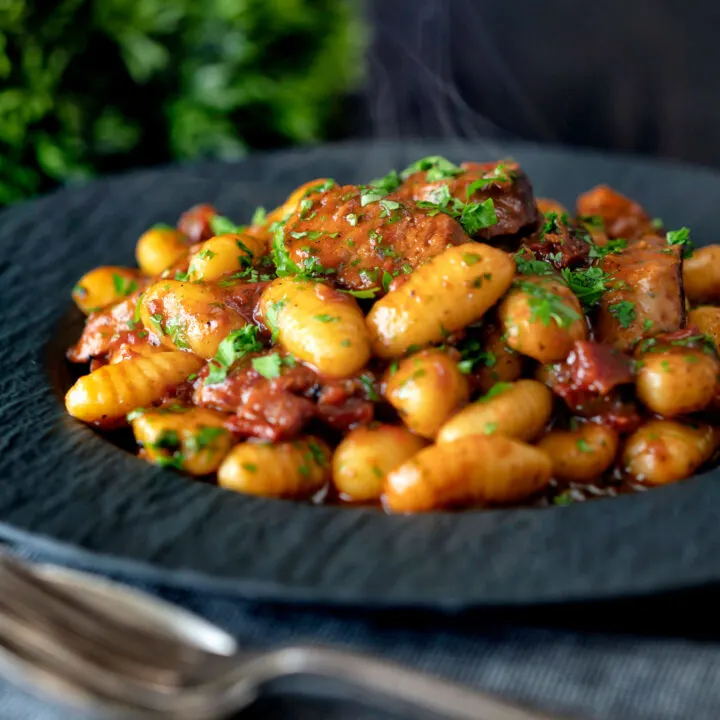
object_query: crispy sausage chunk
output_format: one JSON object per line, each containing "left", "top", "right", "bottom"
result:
{"left": 576, "top": 186, "right": 655, "bottom": 240}
{"left": 281, "top": 184, "right": 467, "bottom": 291}
{"left": 400, "top": 160, "right": 538, "bottom": 240}
{"left": 595, "top": 234, "right": 684, "bottom": 351}
{"left": 522, "top": 212, "right": 591, "bottom": 269}
{"left": 194, "top": 359, "right": 374, "bottom": 441}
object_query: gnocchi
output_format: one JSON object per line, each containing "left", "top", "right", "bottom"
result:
{"left": 64, "top": 155, "right": 720, "bottom": 513}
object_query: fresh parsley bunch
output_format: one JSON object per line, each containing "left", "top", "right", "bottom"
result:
{"left": 0, "top": 0, "right": 366, "bottom": 205}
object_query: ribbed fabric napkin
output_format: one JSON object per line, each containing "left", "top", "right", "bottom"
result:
{"left": 1, "top": 541, "right": 717, "bottom": 720}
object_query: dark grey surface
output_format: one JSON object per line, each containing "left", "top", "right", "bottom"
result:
{"left": 1, "top": 543, "right": 720, "bottom": 720}
{"left": 2, "top": 139, "right": 720, "bottom": 610}
{"left": 361, "top": 0, "right": 720, "bottom": 168}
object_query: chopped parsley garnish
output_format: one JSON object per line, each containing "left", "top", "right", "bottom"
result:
{"left": 197, "top": 248, "right": 216, "bottom": 261}
{"left": 236, "top": 238, "right": 255, "bottom": 258}
{"left": 252, "top": 353, "right": 289, "bottom": 379}
{"left": 379, "top": 199, "right": 403, "bottom": 218}
{"left": 643, "top": 319, "right": 654, "bottom": 332}
{"left": 340, "top": 288, "right": 379, "bottom": 299}
{"left": 166, "top": 318, "right": 190, "bottom": 349}
{"left": 651, "top": 217, "right": 664, "bottom": 230}
{"left": 152, "top": 429, "right": 180, "bottom": 449}
{"left": 465, "top": 164, "right": 509, "bottom": 197}
{"left": 416, "top": 187, "right": 498, "bottom": 235}
{"left": 579, "top": 215, "right": 605, "bottom": 230}
{"left": 242, "top": 462, "right": 258, "bottom": 472}
{"left": 206, "top": 325, "right": 264, "bottom": 385}
{"left": 478, "top": 381, "right": 513, "bottom": 403}
{"left": 307, "top": 440, "right": 327, "bottom": 467}
{"left": 271, "top": 224, "right": 301, "bottom": 277}
{"left": 187, "top": 426, "right": 227, "bottom": 454}
{"left": 151, "top": 223, "right": 175, "bottom": 231}
{"left": 588, "top": 238, "right": 628, "bottom": 259}
{"left": 251, "top": 207, "right": 267, "bottom": 226}
{"left": 210, "top": 215, "right": 244, "bottom": 235}
{"left": 265, "top": 299, "right": 286, "bottom": 342}
{"left": 553, "top": 491, "right": 574, "bottom": 506}
{"left": 666, "top": 227, "right": 694, "bottom": 258}
{"left": 360, "top": 187, "right": 389, "bottom": 206}
{"left": 359, "top": 374, "right": 380, "bottom": 401}
{"left": 400, "top": 156, "right": 462, "bottom": 182}
{"left": 513, "top": 251, "right": 554, "bottom": 276}
{"left": 381, "top": 270, "right": 394, "bottom": 293}
{"left": 515, "top": 281, "right": 581, "bottom": 328}
{"left": 127, "top": 292, "right": 144, "bottom": 330}
{"left": 609, "top": 300, "right": 636, "bottom": 329}
{"left": 541, "top": 211, "right": 559, "bottom": 236}
{"left": 484, "top": 422, "right": 499, "bottom": 435}
{"left": 462, "top": 252, "right": 481, "bottom": 266}
{"left": 576, "top": 438, "right": 592, "bottom": 453}
{"left": 149, "top": 313, "right": 165, "bottom": 335}
{"left": 150, "top": 429, "right": 184, "bottom": 469}
{"left": 314, "top": 314, "right": 340, "bottom": 323}
{"left": 371, "top": 466, "right": 384, "bottom": 479}
{"left": 369, "top": 169, "right": 401, "bottom": 194}
{"left": 456, "top": 337, "right": 496, "bottom": 374}
{"left": 112, "top": 273, "right": 137, "bottom": 298}
{"left": 560, "top": 266, "right": 611, "bottom": 309}
{"left": 303, "top": 179, "right": 336, "bottom": 197}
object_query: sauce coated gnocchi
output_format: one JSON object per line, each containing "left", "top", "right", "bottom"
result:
{"left": 65, "top": 156, "right": 720, "bottom": 512}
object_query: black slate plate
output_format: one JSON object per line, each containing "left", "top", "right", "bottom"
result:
{"left": 2, "top": 139, "right": 720, "bottom": 610}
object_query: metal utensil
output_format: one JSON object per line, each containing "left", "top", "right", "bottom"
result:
{"left": 0, "top": 553, "right": 568, "bottom": 719}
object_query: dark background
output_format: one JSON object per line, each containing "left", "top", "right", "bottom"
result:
{"left": 359, "top": 0, "right": 720, "bottom": 168}
{"left": 3, "top": 0, "right": 719, "bottom": 205}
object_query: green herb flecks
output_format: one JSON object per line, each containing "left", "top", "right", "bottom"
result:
{"left": 206, "top": 325, "right": 264, "bottom": 385}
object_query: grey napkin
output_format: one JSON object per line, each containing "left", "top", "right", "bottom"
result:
{"left": 0, "top": 542, "right": 717, "bottom": 720}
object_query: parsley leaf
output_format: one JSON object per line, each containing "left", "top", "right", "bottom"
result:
{"left": 252, "top": 353, "right": 283, "bottom": 379}
{"left": 576, "top": 438, "right": 592, "bottom": 453}
{"left": 340, "top": 288, "right": 379, "bottom": 299}
{"left": 186, "top": 426, "right": 227, "bottom": 454}
{"left": 303, "top": 179, "right": 336, "bottom": 197}
{"left": 166, "top": 318, "right": 190, "bottom": 349}
{"left": 381, "top": 270, "right": 394, "bottom": 292}
{"left": 513, "top": 251, "right": 555, "bottom": 276}
{"left": 379, "top": 199, "right": 403, "bottom": 218}
{"left": 588, "top": 238, "right": 628, "bottom": 259}
{"left": 560, "top": 266, "right": 611, "bottom": 309}
{"left": 265, "top": 299, "right": 286, "bottom": 342}
{"left": 666, "top": 227, "right": 694, "bottom": 258}
{"left": 456, "top": 337, "right": 496, "bottom": 374}
{"left": 359, "top": 374, "right": 380, "bottom": 401}
{"left": 206, "top": 325, "right": 264, "bottom": 385}
{"left": 210, "top": 215, "right": 244, "bottom": 235}
{"left": 314, "top": 314, "right": 340, "bottom": 323}
{"left": 251, "top": 207, "right": 267, "bottom": 226}
{"left": 369, "top": 169, "right": 401, "bottom": 194}
{"left": 515, "top": 281, "right": 581, "bottom": 328}
{"left": 460, "top": 198, "right": 498, "bottom": 234}
{"left": 360, "top": 187, "right": 389, "bottom": 206}
{"left": 465, "top": 164, "right": 510, "bottom": 197}
{"left": 271, "top": 223, "right": 301, "bottom": 277}
{"left": 478, "top": 382, "right": 514, "bottom": 403}
{"left": 112, "top": 273, "right": 137, "bottom": 298}
{"left": 609, "top": 300, "right": 636, "bottom": 329}
{"left": 401, "top": 156, "right": 462, "bottom": 182}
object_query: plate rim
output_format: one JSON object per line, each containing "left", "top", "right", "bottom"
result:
{"left": 3, "top": 137, "right": 720, "bottom": 610}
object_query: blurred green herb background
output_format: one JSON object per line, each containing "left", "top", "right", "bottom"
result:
{"left": 0, "top": 0, "right": 366, "bottom": 205}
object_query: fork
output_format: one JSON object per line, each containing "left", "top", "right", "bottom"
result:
{"left": 0, "top": 553, "right": 568, "bottom": 719}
